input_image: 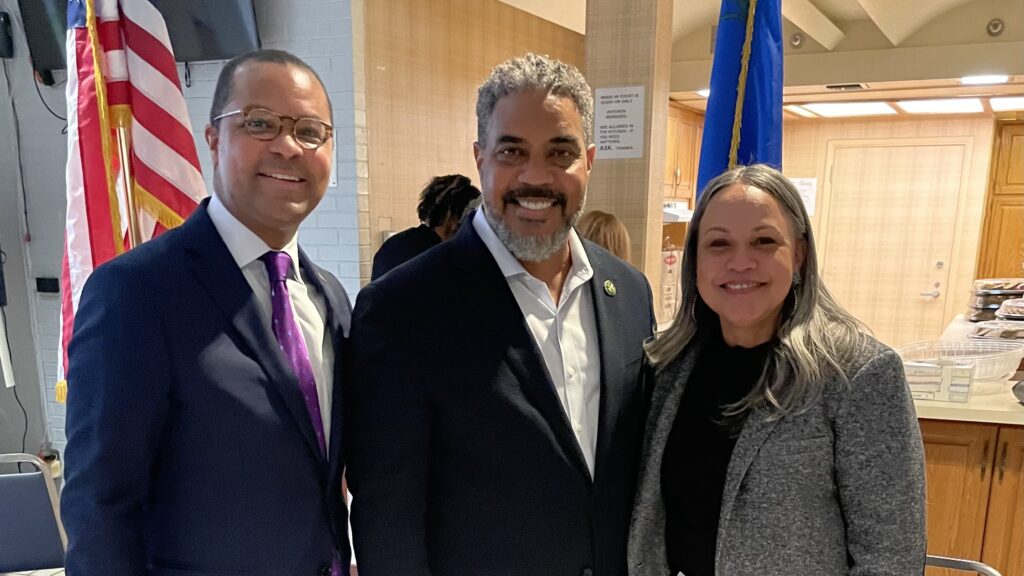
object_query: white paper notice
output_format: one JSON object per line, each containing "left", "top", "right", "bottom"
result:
{"left": 594, "top": 86, "right": 645, "bottom": 159}
{"left": 790, "top": 177, "right": 817, "bottom": 216}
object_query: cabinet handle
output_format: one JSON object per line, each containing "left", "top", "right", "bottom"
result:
{"left": 998, "top": 441, "right": 1008, "bottom": 482}
{"left": 981, "top": 440, "right": 990, "bottom": 479}
{"left": 674, "top": 166, "right": 681, "bottom": 187}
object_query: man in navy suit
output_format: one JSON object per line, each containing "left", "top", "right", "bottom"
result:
{"left": 61, "top": 49, "right": 351, "bottom": 576}
{"left": 347, "top": 54, "right": 655, "bottom": 576}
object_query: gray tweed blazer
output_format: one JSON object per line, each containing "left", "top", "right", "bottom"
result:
{"left": 628, "top": 336, "right": 927, "bottom": 576}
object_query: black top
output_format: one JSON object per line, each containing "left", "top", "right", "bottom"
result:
{"left": 662, "top": 328, "right": 773, "bottom": 576}
{"left": 370, "top": 224, "right": 441, "bottom": 281}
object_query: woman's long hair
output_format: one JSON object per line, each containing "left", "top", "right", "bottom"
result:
{"left": 645, "top": 164, "right": 869, "bottom": 416}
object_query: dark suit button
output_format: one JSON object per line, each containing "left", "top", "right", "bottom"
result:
{"left": 581, "top": 568, "right": 594, "bottom": 576}
{"left": 319, "top": 566, "right": 332, "bottom": 576}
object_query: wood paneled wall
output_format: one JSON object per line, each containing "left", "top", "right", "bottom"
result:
{"left": 783, "top": 115, "right": 996, "bottom": 325}
{"left": 363, "top": 0, "right": 584, "bottom": 282}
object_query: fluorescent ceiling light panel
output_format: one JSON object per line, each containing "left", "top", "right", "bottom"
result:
{"left": 696, "top": 89, "right": 711, "bottom": 98}
{"left": 960, "top": 75, "right": 1009, "bottom": 85}
{"left": 991, "top": 97, "right": 1024, "bottom": 111}
{"left": 784, "top": 105, "right": 817, "bottom": 118}
{"left": 896, "top": 98, "right": 983, "bottom": 114}
{"left": 802, "top": 102, "right": 896, "bottom": 117}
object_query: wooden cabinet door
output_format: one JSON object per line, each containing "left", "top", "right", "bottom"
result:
{"left": 673, "top": 112, "right": 699, "bottom": 200}
{"left": 981, "top": 426, "right": 1024, "bottom": 576}
{"left": 977, "top": 122, "right": 1024, "bottom": 278}
{"left": 664, "top": 106, "right": 682, "bottom": 199}
{"left": 977, "top": 195, "right": 1024, "bottom": 278}
{"left": 919, "top": 420, "right": 998, "bottom": 576}
{"left": 692, "top": 123, "right": 703, "bottom": 204}
{"left": 993, "top": 123, "right": 1024, "bottom": 196}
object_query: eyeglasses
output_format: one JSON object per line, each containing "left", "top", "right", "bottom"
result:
{"left": 212, "top": 106, "right": 333, "bottom": 150}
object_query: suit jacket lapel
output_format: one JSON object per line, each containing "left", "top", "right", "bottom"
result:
{"left": 181, "top": 203, "right": 325, "bottom": 465}
{"left": 451, "top": 221, "right": 592, "bottom": 480}
{"left": 716, "top": 404, "right": 781, "bottom": 561}
{"left": 297, "top": 250, "right": 348, "bottom": 479}
{"left": 587, "top": 246, "right": 627, "bottom": 483}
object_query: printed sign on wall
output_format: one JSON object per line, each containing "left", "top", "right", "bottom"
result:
{"left": 594, "top": 86, "right": 645, "bottom": 159}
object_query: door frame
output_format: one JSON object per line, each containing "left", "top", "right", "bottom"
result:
{"left": 818, "top": 137, "right": 975, "bottom": 330}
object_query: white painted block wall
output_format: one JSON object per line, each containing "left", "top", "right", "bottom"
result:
{"left": 0, "top": 0, "right": 361, "bottom": 455}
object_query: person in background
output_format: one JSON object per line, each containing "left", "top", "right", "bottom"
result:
{"left": 370, "top": 174, "right": 481, "bottom": 280}
{"left": 61, "top": 50, "right": 351, "bottom": 576}
{"left": 347, "top": 53, "right": 655, "bottom": 576}
{"left": 576, "top": 209, "right": 632, "bottom": 261}
{"left": 629, "top": 163, "right": 926, "bottom": 576}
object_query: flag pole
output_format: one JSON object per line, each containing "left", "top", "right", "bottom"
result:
{"left": 728, "top": 0, "right": 759, "bottom": 170}
{"left": 115, "top": 121, "right": 141, "bottom": 248}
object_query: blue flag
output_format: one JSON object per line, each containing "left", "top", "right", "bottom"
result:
{"left": 695, "top": 0, "right": 783, "bottom": 198}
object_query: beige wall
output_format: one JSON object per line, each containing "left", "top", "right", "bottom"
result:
{"left": 782, "top": 115, "right": 996, "bottom": 322}
{"left": 362, "top": 0, "right": 584, "bottom": 282}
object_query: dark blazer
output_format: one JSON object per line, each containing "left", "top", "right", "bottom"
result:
{"left": 61, "top": 201, "right": 352, "bottom": 576}
{"left": 370, "top": 224, "right": 441, "bottom": 280}
{"left": 347, "top": 217, "right": 655, "bottom": 576}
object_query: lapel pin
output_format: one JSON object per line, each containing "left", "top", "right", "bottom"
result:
{"left": 603, "top": 279, "right": 617, "bottom": 297}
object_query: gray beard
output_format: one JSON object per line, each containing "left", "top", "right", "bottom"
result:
{"left": 484, "top": 203, "right": 583, "bottom": 263}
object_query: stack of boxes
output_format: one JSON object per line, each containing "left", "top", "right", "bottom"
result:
{"left": 905, "top": 362, "right": 974, "bottom": 402}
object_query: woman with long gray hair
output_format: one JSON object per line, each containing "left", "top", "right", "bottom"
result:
{"left": 629, "top": 164, "right": 926, "bottom": 575}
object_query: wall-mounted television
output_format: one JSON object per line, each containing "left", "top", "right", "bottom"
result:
{"left": 18, "top": 0, "right": 261, "bottom": 75}
{"left": 18, "top": 0, "right": 64, "bottom": 73}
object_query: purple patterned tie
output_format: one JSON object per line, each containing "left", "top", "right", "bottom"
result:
{"left": 261, "top": 251, "right": 327, "bottom": 455}
{"left": 262, "top": 252, "right": 343, "bottom": 576}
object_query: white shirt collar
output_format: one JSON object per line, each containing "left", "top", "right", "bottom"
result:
{"left": 472, "top": 208, "right": 593, "bottom": 284}
{"left": 207, "top": 193, "right": 303, "bottom": 281}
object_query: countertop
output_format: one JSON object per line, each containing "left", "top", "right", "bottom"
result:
{"left": 915, "top": 384, "right": 1024, "bottom": 426}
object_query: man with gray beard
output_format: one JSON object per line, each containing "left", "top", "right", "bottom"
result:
{"left": 347, "top": 54, "right": 655, "bottom": 576}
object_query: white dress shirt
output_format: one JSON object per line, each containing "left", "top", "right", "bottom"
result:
{"left": 473, "top": 209, "right": 602, "bottom": 474}
{"left": 208, "top": 194, "right": 335, "bottom": 447}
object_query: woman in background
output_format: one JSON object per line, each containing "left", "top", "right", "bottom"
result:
{"left": 629, "top": 164, "right": 926, "bottom": 576}
{"left": 577, "top": 210, "right": 632, "bottom": 261}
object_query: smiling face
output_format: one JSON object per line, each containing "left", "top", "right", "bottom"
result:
{"left": 205, "top": 61, "right": 333, "bottom": 249}
{"left": 474, "top": 89, "right": 595, "bottom": 263}
{"left": 696, "top": 183, "right": 806, "bottom": 347}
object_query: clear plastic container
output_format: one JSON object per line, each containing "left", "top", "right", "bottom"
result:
{"left": 896, "top": 340, "right": 1024, "bottom": 394}
{"left": 996, "top": 298, "right": 1024, "bottom": 318}
{"left": 969, "top": 320, "right": 1024, "bottom": 340}
{"left": 972, "top": 278, "right": 1024, "bottom": 293}
{"left": 969, "top": 293, "right": 1020, "bottom": 308}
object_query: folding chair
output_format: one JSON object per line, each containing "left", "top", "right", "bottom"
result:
{"left": 0, "top": 452, "right": 67, "bottom": 572}
{"left": 926, "top": 554, "right": 1003, "bottom": 576}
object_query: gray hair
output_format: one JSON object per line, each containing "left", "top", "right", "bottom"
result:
{"left": 646, "top": 164, "right": 870, "bottom": 417}
{"left": 476, "top": 53, "right": 593, "bottom": 145}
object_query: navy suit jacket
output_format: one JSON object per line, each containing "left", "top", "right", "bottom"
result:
{"left": 347, "top": 216, "right": 655, "bottom": 576}
{"left": 61, "top": 201, "right": 352, "bottom": 576}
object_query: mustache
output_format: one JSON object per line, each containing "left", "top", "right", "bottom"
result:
{"left": 502, "top": 186, "right": 567, "bottom": 205}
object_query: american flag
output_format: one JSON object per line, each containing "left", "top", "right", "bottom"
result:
{"left": 57, "top": 0, "right": 206, "bottom": 402}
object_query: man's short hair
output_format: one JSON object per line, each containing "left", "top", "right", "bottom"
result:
{"left": 475, "top": 53, "right": 593, "bottom": 146}
{"left": 209, "top": 49, "right": 333, "bottom": 125}
{"left": 417, "top": 174, "right": 481, "bottom": 228}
